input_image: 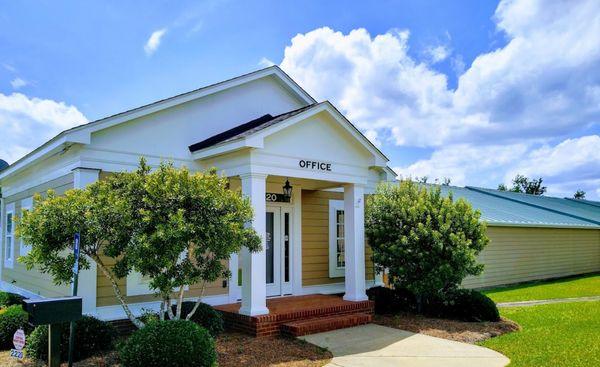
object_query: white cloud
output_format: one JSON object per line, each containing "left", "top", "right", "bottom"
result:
{"left": 10, "top": 78, "right": 27, "bottom": 89}
{"left": 425, "top": 45, "right": 451, "bottom": 64}
{"left": 258, "top": 57, "right": 275, "bottom": 68}
{"left": 0, "top": 93, "right": 87, "bottom": 163}
{"left": 278, "top": 0, "right": 600, "bottom": 198}
{"left": 144, "top": 28, "right": 167, "bottom": 55}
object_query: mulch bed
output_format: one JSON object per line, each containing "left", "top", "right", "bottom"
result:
{"left": 374, "top": 312, "right": 520, "bottom": 344}
{"left": 0, "top": 331, "right": 332, "bottom": 367}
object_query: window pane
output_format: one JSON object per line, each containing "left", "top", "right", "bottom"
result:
{"left": 6, "top": 214, "right": 12, "bottom": 233}
{"left": 284, "top": 213, "right": 290, "bottom": 283}
{"left": 265, "top": 212, "right": 274, "bottom": 284}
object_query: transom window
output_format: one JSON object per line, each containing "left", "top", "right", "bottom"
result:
{"left": 328, "top": 200, "right": 345, "bottom": 277}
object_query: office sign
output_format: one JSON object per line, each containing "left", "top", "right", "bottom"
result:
{"left": 298, "top": 159, "right": 332, "bottom": 171}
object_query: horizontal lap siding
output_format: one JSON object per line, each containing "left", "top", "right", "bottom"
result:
{"left": 96, "top": 256, "right": 228, "bottom": 307}
{"left": 1, "top": 174, "right": 74, "bottom": 297}
{"left": 463, "top": 226, "right": 600, "bottom": 288}
{"left": 301, "top": 190, "right": 375, "bottom": 287}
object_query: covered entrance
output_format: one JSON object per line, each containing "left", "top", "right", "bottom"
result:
{"left": 266, "top": 205, "right": 293, "bottom": 297}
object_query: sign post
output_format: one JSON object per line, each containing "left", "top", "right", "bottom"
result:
{"left": 68, "top": 233, "right": 80, "bottom": 367}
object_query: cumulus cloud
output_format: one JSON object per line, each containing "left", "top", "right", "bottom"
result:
{"left": 258, "top": 57, "right": 275, "bottom": 68}
{"left": 144, "top": 28, "right": 167, "bottom": 55}
{"left": 425, "top": 45, "right": 451, "bottom": 64}
{"left": 279, "top": 0, "right": 600, "bottom": 198}
{"left": 10, "top": 78, "right": 27, "bottom": 89}
{"left": 0, "top": 93, "right": 87, "bottom": 163}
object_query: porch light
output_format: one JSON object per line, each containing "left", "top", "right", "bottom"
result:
{"left": 283, "top": 179, "right": 293, "bottom": 200}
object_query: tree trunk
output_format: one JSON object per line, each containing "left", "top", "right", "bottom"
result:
{"left": 186, "top": 281, "right": 206, "bottom": 321}
{"left": 93, "top": 255, "right": 145, "bottom": 329}
{"left": 166, "top": 297, "right": 176, "bottom": 320}
{"left": 175, "top": 285, "right": 185, "bottom": 319}
{"left": 159, "top": 300, "right": 165, "bottom": 321}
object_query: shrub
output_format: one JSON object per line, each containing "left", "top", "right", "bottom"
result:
{"left": 170, "top": 302, "right": 224, "bottom": 337}
{"left": 0, "top": 305, "right": 30, "bottom": 349}
{"left": 26, "top": 315, "right": 117, "bottom": 362}
{"left": 366, "top": 181, "right": 489, "bottom": 310}
{"left": 119, "top": 320, "right": 216, "bottom": 367}
{"left": 0, "top": 292, "right": 24, "bottom": 308}
{"left": 424, "top": 289, "right": 500, "bottom": 322}
{"left": 367, "top": 286, "right": 417, "bottom": 314}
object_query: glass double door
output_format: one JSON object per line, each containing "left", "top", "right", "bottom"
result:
{"left": 265, "top": 206, "right": 292, "bottom": 297}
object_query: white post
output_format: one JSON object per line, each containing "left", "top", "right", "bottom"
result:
{"left": 73, "top": 167, "right": 100, "bottom": 314}
{"left": 239, "top": 173, "right": 269, "bottom": 316}
{"left": 343, "top": 183, "right": 368, "bottom": 301}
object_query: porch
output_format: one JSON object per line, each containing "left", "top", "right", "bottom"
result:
{"left": 215, "top": 294, "right": 374, "bottom": 337}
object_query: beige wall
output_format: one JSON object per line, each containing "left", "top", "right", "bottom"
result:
{"left": 464, "top": 226, "right": 600, "bottom": 288}
{"left": 301, "top": 189, "right": 375, "bottom": 286}
{"left": 1, "top": 174, "right": 74, "bottom": 297}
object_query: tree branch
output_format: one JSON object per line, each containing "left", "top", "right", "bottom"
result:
{"left": 185, "top": 281, "right": 206, "bottom": 321}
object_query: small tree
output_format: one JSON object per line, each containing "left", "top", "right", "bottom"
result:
{"left": 498, "top": 174, "right": 546, "bottom": 195}
{"left": 365, "top": 181, "right": 489, "bottom": 311}
{"left": 573, "top": 190, "right": 586, "bottom": 199}
{"left": 113, "top": 162, "right": 261, "bottom": 321}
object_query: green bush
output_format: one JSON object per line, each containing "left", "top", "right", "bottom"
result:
{"left": 367, "top": 286, "right": 417, "bottom": 314}
{"left": 119, "top": 320, "right": 216, "bottom": 367}
{"left": 0, "top": 305, "right": 30, "bottom": 349}
{"left": 0, "top": 292, "right": 24, "bottom": 308}
{"left": 425, "top": 289, "right": 500, "bottom": 322}
{"left": 170, "top": 302, "right": 224, "bottom": 337}
{"left": 26, "top": 315, "right": 117, "bottom": 362}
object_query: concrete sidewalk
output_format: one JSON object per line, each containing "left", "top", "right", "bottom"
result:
{"left": 300, "top": 324, "right": 509, "bottom": 367}
{"left": 497, "top": 295, "right": 600, "bottom": 307}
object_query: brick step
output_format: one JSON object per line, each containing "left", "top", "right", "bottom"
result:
{"left": 272, "top": 300, "right": 374, "bottom": 323}
{"left": 281, "top": 313, "right": 372, "bottom": 337}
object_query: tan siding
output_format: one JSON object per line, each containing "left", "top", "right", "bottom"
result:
{"left": 95, "top": 255, "right": 228, "bottom": 307}
{"left": 463, "top": 226, "right": 600, "bottom": 288}
{"left": 301, "top": 190, "right": 375, "bottom": 287}
{"left": 1, "top": 174, "right": 74, "bottom": 297}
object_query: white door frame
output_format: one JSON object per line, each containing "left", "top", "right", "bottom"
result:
{"left": 266, "top": 203, "right": 294, "bottom": 297}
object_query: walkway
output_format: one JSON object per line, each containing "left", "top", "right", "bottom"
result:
{"left": 300, "top": 324, "right": 509, "bottom": 367}
{"left": 497, "top": 295, "right": 600, "bottom": 308}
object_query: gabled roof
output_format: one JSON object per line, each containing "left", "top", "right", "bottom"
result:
{"left": 189, "top": 104, "right": 316, "bottom": 152}
{"left": 188, "top": 101, "right": 389, "bottom": 167}
{"left": 0, "top": 66, "right": 316, "bottom": 181}
{"left": 429, "top": 184, "right": 600, "bottom": 228}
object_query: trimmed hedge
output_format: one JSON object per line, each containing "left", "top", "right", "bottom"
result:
{"left": 0, "top": 291, "right": 24, "bottom": 308}
{"left": 367, "top": 286, "right": 500, "bottom": 322}
{"left": 26, "top": 315, "right": 117, "bottom": 362}
{"left": 119, "top": 319, "right": 216, "bottom": 367}
{"left": 139, "top": 302, "right": 224, "bottom": 337}
{"left": 0, "top": 305, "right": 30, "bottom": 349}
{"left": 425, "top": 289, "right": 500, "bottom": 322}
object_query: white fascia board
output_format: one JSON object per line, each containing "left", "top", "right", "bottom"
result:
{"left": 191, "top": 139, "right": 262, "bottom": 160}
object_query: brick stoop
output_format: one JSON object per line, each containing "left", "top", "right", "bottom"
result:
{"left": 216, "top": 295, "right": 375, "bottom": 337}
{"left": 281, "top": 313, "right": 372, "bottom": 337}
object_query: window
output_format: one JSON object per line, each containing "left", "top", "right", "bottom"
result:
{"left": 20, "top": 198, "right": 33, "bottom": 256}
{"left": 4, "top": 203, "right": 15, "bottom": 268}
{"left": 328, "top": 200, "right": 345, "bottom": 277}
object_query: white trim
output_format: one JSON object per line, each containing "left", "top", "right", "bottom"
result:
{"left": 301, "top": 280, "right": 378, "bottom": 296}
{"left": 19, "top": 197, "right": 33, "bottom": 257}
{"left": 3, "top": 203, "right": 15, "bottom": 269}
{"left": 0, "top": 280, "right": 43, "bottom": 300}
{"left": 328, "top": 200, "right": 345, "bottom": 278}
{"left": 92, "top": 293, "right": 230, "bottom": 321}
{"left": 292, "top": 185, "right": 303, "bottom": 295}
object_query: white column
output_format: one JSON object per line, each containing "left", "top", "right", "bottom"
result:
{"left": 343, "top": 183, "right": 368, "bottom": 301}
{"left": 73, "top": 167, "right": 100, "bottom": 314}
{"left": 239, "top": 173, "right": 269, "bottom": 316}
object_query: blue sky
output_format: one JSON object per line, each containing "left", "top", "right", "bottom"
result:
{"left": 1, "top": 0, "right": 599, "bottom": 198}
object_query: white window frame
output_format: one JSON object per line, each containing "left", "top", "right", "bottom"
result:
{"left": 4, "top": 203, "right": 15, "bottom": 269}
{"left": 126, "top": 250, "right": 190, "bottom": 296}
{"left": 19, "top": 197, "right": 33, "bottom": 257}
{"left": 328, "top": 200, "right": 345, "bottom": 278}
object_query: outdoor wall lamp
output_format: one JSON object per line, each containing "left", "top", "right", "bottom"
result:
{"left": 283, "top": 179, "right": 293, "bottom": 200}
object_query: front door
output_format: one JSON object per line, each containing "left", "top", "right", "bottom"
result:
{"left": 266, "top": 206, "right": 292, "bottom": 297}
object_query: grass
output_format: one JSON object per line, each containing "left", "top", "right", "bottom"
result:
{"left": 479, "top": 301, "right": 600, "bottom": 367}
{"left": 482, "top": 273, "right": 600, "bottom": 303}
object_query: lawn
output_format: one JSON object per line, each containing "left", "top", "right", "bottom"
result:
{"left": 479, "top": 301, "right": 600, "bottom": 367}
{"left": 483, "top": 273, "right": 600, "bottom": 303}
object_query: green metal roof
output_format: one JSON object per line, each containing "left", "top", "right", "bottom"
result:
{"left": 430, "top": 185, "right": 600, "bottom": 229}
